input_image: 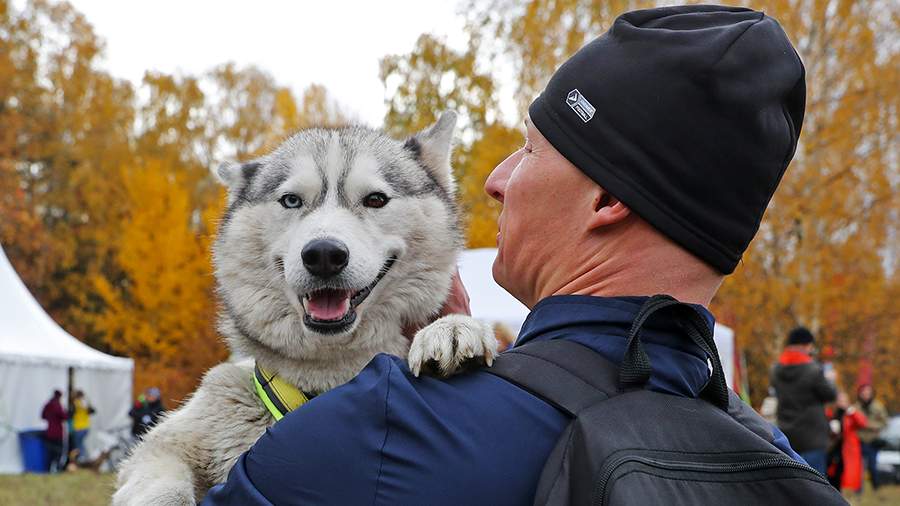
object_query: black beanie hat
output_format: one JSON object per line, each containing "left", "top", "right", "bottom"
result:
{"left": 529, "top": 5, "right": 806, "bottom": 274}
{"left": 787, "top": 327, "right": 815, "bottom": 346}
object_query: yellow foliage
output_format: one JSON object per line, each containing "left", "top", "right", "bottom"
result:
{"left": 89, "top": 160, "right": 227, "bottom": 402}
{"left": 2, "top": 0, "right": 348, "bottom": 403}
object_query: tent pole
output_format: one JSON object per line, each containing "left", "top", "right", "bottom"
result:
{"left": 66, "top": 366, "right": 73, "bottom": 468}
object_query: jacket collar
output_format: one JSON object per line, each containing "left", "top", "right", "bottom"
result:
{"left": 778, "top": 347, "right": 813, "bottom": 365}
{"left": 515, "top": 295, "right": 714, "bottom": 397}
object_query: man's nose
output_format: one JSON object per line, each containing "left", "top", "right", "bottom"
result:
{"left": 301, "top": 239, "right": 349, "bottom": 277}
{"left": 485, "top": 150, "right": 519, "bottom": 204}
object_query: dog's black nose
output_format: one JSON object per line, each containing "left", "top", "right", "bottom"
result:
{"left": 301, "top": 239, "right": 349, "bottom": 277}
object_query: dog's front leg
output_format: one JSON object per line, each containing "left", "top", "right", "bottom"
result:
{"left": 113, "top": 440, "right": 198, "bottom": 506}
{"left": 408, "top": 314, "right": 499, "bottom": 377}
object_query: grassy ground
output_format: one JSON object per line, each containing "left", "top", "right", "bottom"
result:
{"left": 0, "top": 470, "right": 897, "bottom": 505}
{"left": 0, "top": 470, "right": 116, "bottom": 505}
{"left": 849, "top": 484, "right": 900, "bottom": 506}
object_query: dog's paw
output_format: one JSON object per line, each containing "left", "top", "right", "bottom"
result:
{"left": 408, "top": 314, "right": 498, "bottom": 377}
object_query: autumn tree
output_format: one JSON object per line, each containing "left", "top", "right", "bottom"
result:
{"left": 380, "top": 35, "right": 521, "bottom": 246}
{"left": 0, "top": 0, "right": 134, "bottom": 348}
{"left": 90, "top": 161, "right": 226, "bottom": 401}
{"left": 1, "top": 0, "right": 353, "bottom": 404}
{"left": 208, "top": 64, "right": 349, "bottom": 161}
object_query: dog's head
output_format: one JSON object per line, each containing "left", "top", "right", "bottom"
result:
{"left": 213, "top": 113, "right": 461, "bottom": 362}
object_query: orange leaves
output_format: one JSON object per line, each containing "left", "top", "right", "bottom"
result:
{"left": 1, "top": 1, "right": 347, "bottom": 403}
{"left": 87, "top": 161, "right": 226, "bottom": 401}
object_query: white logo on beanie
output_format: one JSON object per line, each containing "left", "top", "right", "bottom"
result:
{"left": 566, "top": 89, "right": 595, "bottom": 123}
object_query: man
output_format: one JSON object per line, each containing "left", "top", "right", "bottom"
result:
{"left": 855, "top": 384, "right": 888, "bottom": 490}
{"left": 771, "top": 327, "right": 837, "bottom": 474}
{"left": 204, "top": 5, "right": 806, "bottom": 504}
{"left": 41, "top": 390, "right": 68, "bottom": 473}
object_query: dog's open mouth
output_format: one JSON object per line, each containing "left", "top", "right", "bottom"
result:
{"left": 301, "top": 256, "right": 397, "bottom": 334}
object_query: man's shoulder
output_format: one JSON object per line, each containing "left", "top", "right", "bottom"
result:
{"left": 236, "top": 353, "right": 569, "bottom": 505}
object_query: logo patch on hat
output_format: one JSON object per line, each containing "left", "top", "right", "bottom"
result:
{"left": 566, "top": 89, "right": 595, "bottom": 123}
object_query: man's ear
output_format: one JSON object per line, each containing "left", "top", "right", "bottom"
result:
{"left": 587, "top": 186, "right": 631, "bottom": 231}
{"left": 403, "top": 111, "right": 457, "bottom": 191}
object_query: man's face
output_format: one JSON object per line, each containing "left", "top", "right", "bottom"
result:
{"left": 484, "top": 118, "right": 596, "bottom": 307}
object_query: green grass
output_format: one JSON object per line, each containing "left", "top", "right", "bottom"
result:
{"left": 0, "top": 470, "right": 116, "bottom": 506}
{"left": 849, "top": 485, "right": 900, "bottom": 506}
{"left": 0, "top": 470, "right": 897, "bottom": 505}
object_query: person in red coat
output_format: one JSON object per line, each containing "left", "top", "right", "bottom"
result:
{"left": 41, "top": 390, "right": 68, "bottom": 473}
{"left": 830, "top": 391, "right": 868, "bottom": 493}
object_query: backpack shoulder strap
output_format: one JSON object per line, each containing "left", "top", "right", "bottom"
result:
{"left": 484, "top": 340, "right": 620, "bottom": 416}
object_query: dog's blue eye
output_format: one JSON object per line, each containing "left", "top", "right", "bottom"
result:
{"left": 279, "top": 194, "right": 303, "bottom": 209}
{"left": 363, "top": 192, "right": 389, "bottom": 209}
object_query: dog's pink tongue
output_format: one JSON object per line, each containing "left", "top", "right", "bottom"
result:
{"left": 306, "top": 290, "right": 351, "bottom": 321}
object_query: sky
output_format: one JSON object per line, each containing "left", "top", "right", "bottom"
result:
{"left": 66, "top": 0, "right": 470, "bottom": 127}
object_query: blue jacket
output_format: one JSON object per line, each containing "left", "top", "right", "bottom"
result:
{"left": 203, "top": 295, "right": 800, "bottom": 505}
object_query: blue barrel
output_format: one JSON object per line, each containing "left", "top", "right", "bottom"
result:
{"left": 18, "top": 430, "right": 48, "bottom": 473}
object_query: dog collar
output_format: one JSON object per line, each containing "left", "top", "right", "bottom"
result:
{"left": 253, "top": 363, "right": 312, "bottom": 421}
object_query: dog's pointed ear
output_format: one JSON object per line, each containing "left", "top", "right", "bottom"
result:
{"left": 213, "top": 161, "right": 260, "bottom": 191}
{"left": 213, "top": 161, "right": 243, "bottom": 189}
{"left": 404, "top": 111, "right": 457, "bottom": 191}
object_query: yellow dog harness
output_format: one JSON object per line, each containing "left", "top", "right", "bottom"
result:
{"left": 253, "top": 363, "right": 313, "bottom": 421}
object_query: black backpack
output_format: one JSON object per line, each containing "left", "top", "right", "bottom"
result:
{"left": 486, "top": 295, "right": 846, "bottom": 506}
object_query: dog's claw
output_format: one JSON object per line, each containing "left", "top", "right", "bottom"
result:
{"left": 408, "top": 315, "right": 498, "bottom": 378}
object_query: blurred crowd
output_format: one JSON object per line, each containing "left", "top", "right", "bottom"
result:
{"left": 766, "top": 327, "right": 891, "bottom": 495}
{"left": 39, "top": 386, "right": 167, "bottom": 473}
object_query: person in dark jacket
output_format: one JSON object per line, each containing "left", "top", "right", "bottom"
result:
{"left": 203, "top": 5, "right": 807, "bottom": 504}
{"left": 41, "top": 390, "right": 68, "bottom": 473}
{"left": 128, "top": 393, "right": 147, "bottom": 438}
{"left": 130, "top": 388, "right": 167, "bottom": 439}
{"left": 771, "top": 327, "right": 837, "bottom": 474}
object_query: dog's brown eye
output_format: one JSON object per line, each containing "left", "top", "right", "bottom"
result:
{"left": 363, "top": 192, "right": 389, "bottom": 209}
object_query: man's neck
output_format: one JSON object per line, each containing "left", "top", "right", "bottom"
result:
{"left": 540, "top": 226, "right": 723, "bottom": 307}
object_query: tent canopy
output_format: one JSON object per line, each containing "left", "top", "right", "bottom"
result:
{"left": 0, "top": 244, "right": 133, "bottom": 473}
{"left": 456, "top": 248, "right": 735, "bottom": 385}
{"left": 0, "top": 248, "right": 131, "bottom": 371}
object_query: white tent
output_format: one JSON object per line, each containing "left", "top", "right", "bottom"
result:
{"left": 457, "top": 248, "right": 735, "bottom": 387}
{"left": 0, "top": 244, "right": 133, "bottom": 473}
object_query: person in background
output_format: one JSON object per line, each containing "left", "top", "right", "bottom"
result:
{"left": 829, "top": 391, "right": 867, "bottom": 494}
{"left": 771, "top": 326, "right": 837, "bottom": 474}
{"left": 69, "top": 390, "right": 95, "bottom": 462}
{"left": 129, "top": 393, "right": 147, "bottom": 438}
{"left": 855, "top": 383, "right": 888, "bottom": 491}
{"left": 143, "top": 387, "right": 166, "bottom": 428}
{"left": 41, "top": 390, "right": 68, "bottom": 473}
{"left": 129, "top": 388, "right": 167, "bottom": 439}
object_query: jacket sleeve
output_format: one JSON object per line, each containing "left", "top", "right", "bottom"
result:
{"left": 847, "top": 409, "right": 867, "bottom": 430}
{"left": 870, "top": 401, "right": 889, "bottom": 432}
{"left": 201, "top": 355, "right": 395, "bottom": 506}
{"left": 812, "top": 366, "right": 837, "bottom": 403}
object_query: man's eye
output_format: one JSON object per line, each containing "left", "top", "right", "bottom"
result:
{"left": 363, "top": 192, "right": 390, "bottom": 209}
{"left": 278, "top": 194, "right": 303, "bottom": 209}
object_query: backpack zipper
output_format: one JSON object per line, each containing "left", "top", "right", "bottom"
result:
{"left": 593, "top": 454, "right": 826, "bottom": 505}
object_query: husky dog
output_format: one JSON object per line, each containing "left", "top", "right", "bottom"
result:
{"left": 113, "top": 112, "right": 498, "bottom": 505}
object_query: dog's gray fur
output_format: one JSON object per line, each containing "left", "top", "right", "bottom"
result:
{"left": 113, "top": 113, "right": 497, "bottom": 505}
